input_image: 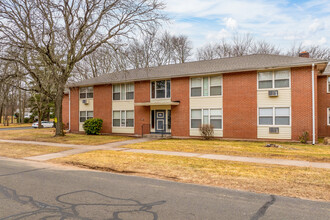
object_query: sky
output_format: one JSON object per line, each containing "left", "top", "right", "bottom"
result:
{"left": 161, "top": 0, "right": 330, "bottom": 51}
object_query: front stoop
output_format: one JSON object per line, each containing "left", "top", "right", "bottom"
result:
{"left": 143, "top": 134, "right": 172, "bottom": 139}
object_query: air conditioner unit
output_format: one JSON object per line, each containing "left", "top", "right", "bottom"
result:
{"left": 268, "top": 90, "right": 278, "bottom": 97}
{"left": 82, "top": 99, "right": 89, "bottom": 105}
{"left": 269, "top": 127, "right": 279, "bottom": 134}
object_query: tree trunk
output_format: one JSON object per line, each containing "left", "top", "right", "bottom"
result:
{"left": 38, "top": 110, "right": 42, "bottom": 128}
{"left": 54, "top": 88, "right": 65, "bottom": 136}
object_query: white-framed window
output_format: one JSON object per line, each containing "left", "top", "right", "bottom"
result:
{"left": 327, "top": 77, "right": 330, "bottom": 93}
{"left": 258, "top": 69, "right": 290, "bottom": 89}
{"left": 113, "top": 110, "right": 134, "bottom": 127}
{"left": 113, "top": 83, "right": 134, "bottom": 101}
{"left": 151, "top": 80, "right": 170, "bottom": 99}
{"left": 258, "top": 107, "right": 290, "bottom": 126}
{"left": 191, "top": 108, "right": 222, "bottom": 129}
{"left": 79, "top": 87, "right": 93, "bottom": 99}
{"left": 328, "top": 108, "right": 330, "bottom": 126}
{"left": 191, "top": 75, "right": 222, "bottom": 97}
{"left": 79, "top": 111, "right": 93, "bottom": 123}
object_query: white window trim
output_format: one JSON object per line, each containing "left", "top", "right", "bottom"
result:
{"left": 79, "top": 111, "right": 93, "bottom": 123}
{"left": 150, "top": 80, "right": 171, "bottom": 100}
{"left": 112, "top": 83, "right": 135, "bottom": 101}
{"left": 112, "top": 110, "right": 134, "bottom": 128}
{"left": 79, "top": 87, "right": 93, "bottom": 99}
{"left": 190, "top": 108, "right": 223, "bottom": 130}
{"left": 327, "top": 108, "right": 330, "bottom": 126}
{"left": 258, "top": 107, "right": 291, "bottom": 127}
{"left": 257, "top": 69, "right": 291, "bottom": 90}
{"left": 190, "top": 75, "right": 223, "bottom": 98}
{"left": 327, "top": 77, "right": 330, "bottom": 93}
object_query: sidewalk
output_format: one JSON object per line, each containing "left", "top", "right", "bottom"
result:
{"left": 0, "top": 139, "right": 329, "bottom": 169}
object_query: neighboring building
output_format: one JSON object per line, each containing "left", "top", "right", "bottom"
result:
{"left": 62, "top": 54, "right": 330, "bottom": 142}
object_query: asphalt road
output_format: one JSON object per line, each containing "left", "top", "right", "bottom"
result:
{"left": 0, "top": 157, "right": 329, "bottom": 220}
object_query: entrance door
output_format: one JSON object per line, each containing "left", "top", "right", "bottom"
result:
{"left": 155, "top": 110, "right": 166, "bottom": 133}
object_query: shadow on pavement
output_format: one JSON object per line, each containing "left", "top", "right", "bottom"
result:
{"left": 0, "top": 184, "right": 165, "bottom": 219}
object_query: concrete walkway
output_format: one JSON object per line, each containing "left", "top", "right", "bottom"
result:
{"left": 0, "top": 139, "right": 329, "bottom": 169}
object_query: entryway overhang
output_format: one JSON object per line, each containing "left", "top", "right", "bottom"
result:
{"left": 134, "top": 101, "right": 180, "bottom": 106}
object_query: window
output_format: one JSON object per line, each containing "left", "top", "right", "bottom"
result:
{"left": 191, "top": 109, "right": 202, "bottom": 128}
{"left": 210, "top": 76, "right": 222, "bottom": 96}
{"left": 328, "top": 108, "right": 330, "bottom": 126}
{"left": 191, "top": 75, "right": 222, "bottom": 97}
{"left": 168, "top": 110, "right": 171, "bottom": 129}
{"left": 126, "top": 111, "right": 134, "bottom": 127}
{"left": 191, "top": 108, "right": 222, "bottom": 129}
{"left": 328, "top": 77, "right": 330, "bottom": 93}
{"left": 79, "top": 111, "right": 93, "bottom": 122}
{"left": 113, "top": 83, "right": 134, "bottom": 100}
{"left": 113, "top": 111, "right": 120, "bottom": 127}
{"left": 113, "top": 85, "right": 121, "bottom": 100}
{"left": 191, "top": 78, "right": 202, "bottom": 97}
{"left": 79, "top": 87, "right": 93, "bottom": 99}
{"left": 126, "top": 83, "right": 134, "bottom": 100}
{"left": 210, "top": 109, "right": 222, "bottom": 129}
{"left": 151, "top": 110, "right": 155, "bottom": 129}
{"left": 258, "top": 107, "right": 290, "bottom": 126}
{"left": 151, "top": 80, "right": 171, "bottom": 99}
{"left": 113, "top": 110, "right": 134, "bottom": 127}
{"left": 258, "top": 70, "right": 290, "bottom": 89}
{"left": 259, "top": 108, "right": 273, "bottom": 125}
{"left": 275, "top": 107, "right": 290, "bottom": 125}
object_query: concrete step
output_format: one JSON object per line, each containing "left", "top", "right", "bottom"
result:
{"left": 143, "top": 134, "right": 172, "bottom": 139}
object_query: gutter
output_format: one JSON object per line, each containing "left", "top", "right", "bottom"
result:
{"left": 312, "top": 63, "right": 315, "bottom": 145}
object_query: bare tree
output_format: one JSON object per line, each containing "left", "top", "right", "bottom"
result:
{"left": 171, "top": 35, "right": 193, "bottom": 63}
{"left": 0, "top": 0, "right": 166, "bottom": 136}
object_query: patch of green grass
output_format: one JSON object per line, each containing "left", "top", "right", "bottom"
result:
{"left": 51, "top": 150, "right": 330, "bottom": 201}
{"left": 0, "top": 128, "right": 133, "bottom": 145}
{"left": 123, "top": 139, "right": 330, "bottom": 162}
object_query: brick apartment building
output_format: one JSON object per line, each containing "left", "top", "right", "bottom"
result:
{"left": 62, "top": 54, "right": 330, "bottom": 142}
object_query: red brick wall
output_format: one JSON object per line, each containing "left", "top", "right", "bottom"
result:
{"left": 70, "top": 87, "right": 79, "bottom": 132}
{"left": 171, "top": 77, "right": 190, "bottom": 137}
{"left": 317, "top": 75, "right": 330, "bottom": 137}
{"left": 223, "top": 71, "right": 257, "bottom": 139}
{"left": 291, "top": 66, "right": 317, "bottom": 141}
{"left": 62, "top": 94, "right": 69, "bottom": 129}
{"left": 94, "top": 85, "right": 112, "bottom": 133}
{"left": 134, "top": 80, "right": 150, "bottom": 135}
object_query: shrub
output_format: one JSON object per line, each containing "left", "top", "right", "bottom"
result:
{"left": 199, "top": 124, "right": 214, "bottom": 140}
{"left": 83, "top": 118, "right": 103, "bottom": 135}
{"left": 299, "top": 131, "right": 309, "bottom": 144}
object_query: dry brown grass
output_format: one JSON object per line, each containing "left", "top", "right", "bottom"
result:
{"left": 0, "top": 128, "right": 133, "bottom": 145}
{"left": 0, "top": 142, "right": 71, "bottom": 158}
{"left": 50, "top": 150, "right": 330, "bottom": 201}
{"left": 123, "top": 139, "right": 330, "bottom": 162}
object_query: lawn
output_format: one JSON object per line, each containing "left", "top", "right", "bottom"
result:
{"left": 0, "top": 128, "right": 133, "bottom": 145}
{"left": 0, "top": 142, "right": 71, "bottom": 158}
{"left": 122, "top": 139, "right": 330, "bottom": 162}
{"left": 0, "top": 123, "right": 32, "bottom": 128}
{"left": 50, "top": 150, "right": 330, "bottom": 201}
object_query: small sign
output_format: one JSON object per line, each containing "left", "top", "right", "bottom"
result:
{"left": 54, "top": 118, "right": 57, "bottom": 123}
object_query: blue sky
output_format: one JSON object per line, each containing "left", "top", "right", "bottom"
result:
{"left": 161, "top": 0, "right": 330, "bottom": 51}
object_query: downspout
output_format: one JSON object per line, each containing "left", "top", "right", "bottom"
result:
{"left": 312, "top": 63, "right": 315, "bottom": 145}
{"left": 69, "top": 89, "right": 71, "bottom": 132}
